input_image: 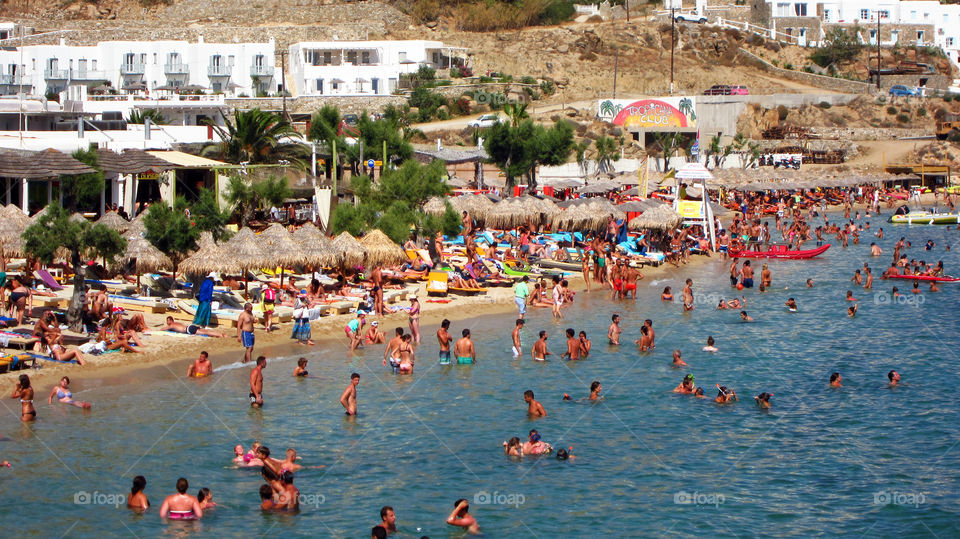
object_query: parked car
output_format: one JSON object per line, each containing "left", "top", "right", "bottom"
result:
{"left": 674, "top": 12, "right": 708, "bottom": 23}
{"left": 703, "top": 84, "right": 732, "bottom": 95}
{"left": 730, "top": 85, "right": 750, "bottom": 95}
{"left": 888, "top": 85, "right": 919, "bottom": 97}
{"left": 468, "top": 113, "right": 501, "bottom": 128}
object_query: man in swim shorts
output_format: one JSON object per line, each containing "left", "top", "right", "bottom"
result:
{"left": 607, "top": 314, "right": 621, "bottom": 345}
{"left": 623, "top": 264, "right": 642, "bottom": 299}
{"left": 340, "top": 372, "right": 359, "bottom": 415}
{"left": 237, "top": 303, "right": 255, "bottom": 363}
{"left": 159, "top": 477, "right": 202, "bottom": 519}
{"left": 511, "top": 318, "right": 524, "bottom": 358}
{"left": 437, "top": 319, "right": 453, "bottom": 365}
{"left": 532, "top": 330, "right": 551, "bottom": 361}
{"left": 187, "top": 351, "right": 213, "bottom": 378}
{"left": 249, "top": 356, "right": 265, "bottom": 408}
{"left": 740, "top": 260, "right": 754, "bottom": 288}
{"left": 562, "top": 328, "right": 580, "bottom": 360}
{"left": 160, "top": 317, "right": 226, "bottom": 338}
{"left": 453, "top": 329, "right": 476, "bottom": 364}
{"left": 383, "top": 327, "right": 403, "bottom": 370}
{"left": 682, "top": 279, "right": 695, "bottom": 311}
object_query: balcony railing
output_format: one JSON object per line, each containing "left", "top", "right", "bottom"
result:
{"left": 71, "top": 69, "right": 107, "bottom": 81}
{"left": 44, "top": 68, "right": 69, "bottom": 80}
{"left": 0, "top": 74, "right": 20, "bottom": 85}
{"left": 164, "top": 63, "right": 189, "bottom": 75}
{"left": 207, "top": 64, "right": 232, "bottom": 77}
{"left": 250, "top": 64, "right": 275, "bottom": 78}
{"left": 120, "top": 62, "right": 145, "bottom": 75}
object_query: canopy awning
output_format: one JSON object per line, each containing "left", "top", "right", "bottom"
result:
{"left": 145, "top": 150, "right": 229, "bottom": 169}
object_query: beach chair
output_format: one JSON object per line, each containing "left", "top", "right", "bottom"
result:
{"left": 34, "top": 270, "right": 63, "bottom": 291}
{"left": 426, "top": 272, "right": 449, "bottom": 297}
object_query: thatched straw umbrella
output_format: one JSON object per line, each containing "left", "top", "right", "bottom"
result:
{"left": 485, "top": 197, "right": 531, "bottom": 229}
{"left": 258, "top": 223, "right": 304, "bottom": 286}
{"left": 451, "top": 194, "right": 494, "bottom": 221}
{"left": 96, "top": 211, "right": 129, "bottom": 233}
{"left": 628, "top": 205, "right": 683, "bottom": 231}
{"left": 359, "top": 229, "right": 407, "bottom": 267}
{"left": 292, "top": 224, "right": 338, "bottom": 282}
{"left": 554, "top": 204, "right": 609, "bottom": 231}
{"left": 423, "top": 196, "right": 451, "bottom": 217}
{"left": 0, "top": 205, "right": 30, "bottom": 259}
{"left": 179, "top": 237, "right": 243, "bottom": 277}
{"left": 222, "top": 227, "right": 272, "bottom": 296}
{"left": 331, "top": 231, "right": 366, "bottom": 268}
{"left": 121, "top": 236, "right": 173, "bottom": 290}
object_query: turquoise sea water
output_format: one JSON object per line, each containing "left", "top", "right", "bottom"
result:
{"left": 3, "top": 215, "right": 960, "bottom": 537}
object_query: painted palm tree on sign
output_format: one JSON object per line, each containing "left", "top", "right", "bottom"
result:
{"left": 599, "top": 100, "right": 623, "bottom": 119}
{"left": 204, "top": 108, "right": 308, "bottom": 170}
{"left": 678, "top": 97, "right": 696, "bottom": 122}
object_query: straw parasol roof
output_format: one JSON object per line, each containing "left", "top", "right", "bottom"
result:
{"left": 96, "top": 211, "right": 130, "bottom": 233}
{"left": 32, "top": 149, "right": 97, "bottom": 176}
{"left": 423, "top": 196, "right": 451, "bottom": 217}
{"left": 359, "top": 229, "right": 407, "bottom": 266}
{"left": 553, "top": 204, "right": 609, "bottom": 231}
{"left": 258, "top": 223, "right": 304, "bottom": 267}
{"left": 179, "top": 236, "right": 243, "bottom": 276}
{"left": 292, "top": 223, "right": 338, "bottom": 268}
{"left": 628, "top": 205, "right": 683, "bottom": 231}
{"left": 450, "top": 194, "right": 495, "bottom": 220}
{"left": 331, "top": 231, "right": 366, "bottom": 267}
{"left": 485, "top": 197, "right": 531, "bottom": 229}
{"left": 0, "top": 208, "right": 27, "bottom": 256}
{"left": 121, "top": 236, "right": 173, "bottom": 273}
{"left": 223, "top": 227, "right": 272, "bottom": 271}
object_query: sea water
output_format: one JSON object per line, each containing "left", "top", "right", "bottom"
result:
{"left": 2, "top": 216, "right": 960, "bottom": 537}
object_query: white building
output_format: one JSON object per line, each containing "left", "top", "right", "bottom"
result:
{"left": 0, "top": 37, "right": 277, "bottom": 100}
{"left": 763, "top": 1, "right": 960, "bottom": 67}
{"left": 288, "top": 40, "right": 466, "bottom": 96}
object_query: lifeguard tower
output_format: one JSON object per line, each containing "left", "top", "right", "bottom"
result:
{"left": 673, "top": 162, "right": 717, "bottom": 249}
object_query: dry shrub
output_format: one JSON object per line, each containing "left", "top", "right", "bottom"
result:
{"left": 456, "top": 0, "right": 553, "bottom": 31}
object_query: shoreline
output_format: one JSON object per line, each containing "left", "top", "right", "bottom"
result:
{"left": 1, "top": 256, "right": 715, "bottom": 390}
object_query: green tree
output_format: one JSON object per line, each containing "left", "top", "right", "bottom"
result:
{"left": 484, "top": 118, "right": 574, "bottom": 189}
{"left": 594, "top": 135, "right": 621, "bottom": 174}
{"left": 410, "top": 87, "right": 447, "bottom": 122}
{"left": 204, "top": 108, "right": 307, "bottom": 169}
{"left": 307, "top": 105, "right": 341, "bottom": 148}
{"left": 574, "top": 140, "right": 592, "bottom": 179}
{"left": 356, "top": 113, "right": 414, "bottom": 167}
{"left": 143, "top": 196, "right": 198, "bottom": 275}
{"left": 706, "top": 134, "right": 733, "bottom": 169}
{"left": 61, "top": 149, "right": 106, "bottom": 213}
{"left": 23, "top": 205, "right": 125, "bottom": 331}
{"left": 126, "top": 109, "right": 167, "bottom": 125}
{"left": 503, "top": 102, "right": 529, "bottom": 127}
{"left": 651, "top": 132, "right": 687, "bottom": 173}
{"left": 331, "top": 160, "right": 452, "bottom": 243}
{"left": 189, "top": 189, "right": 232, "bottom": 243}
{"left": 225, "top": 174, "right": 293, "bottom": 227}
{"left": 810, "top": 27, "right": 863, "bottom": 68}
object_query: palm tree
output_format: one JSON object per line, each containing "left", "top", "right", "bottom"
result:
{"left": 574, "top": 140, "right": 591, "bottom": 179}
{"left": 127, "top": 108, "right": 167, "bottom": 125}
{"left": 503, "top": 102, "right": 529, "bottom": 128}
{"left": 594, "top": 136, "right": 620, "bottom": 175}
{"left": 204, "top": 108, "right": 307, "bottom": 169}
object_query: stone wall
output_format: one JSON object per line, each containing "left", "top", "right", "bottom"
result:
{"left": 872, "top": 74, "right": 952, "bottom": 92}
{"left": 810, "top": 127, "right": 931, "bottom": 140}
{"left": 736, "top": 48, "right": 873, "bottom": 93}
{"left": 225, "top": 95, "right": 406, "bottom": 114}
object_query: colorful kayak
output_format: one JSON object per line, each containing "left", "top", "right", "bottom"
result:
{"left": 888, "top": 212, "right": 960, "bottom": 225}
{"left": 729, "top": 244, "right": 831, "bottom": 259}
{"left": 885, "top": 274, "right": 960, "bottom": 282}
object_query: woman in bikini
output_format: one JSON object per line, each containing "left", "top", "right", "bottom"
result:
{"left": 397, "top": 334, "right": 415, "bottom": 375}
{"left": 11, "top": 374, "right": 35, "bottom": 421}
{"left": 408, "top": 297, "right": 421, "bottom": 345}
{"left": 48, "top": 376, "right": 91, "bottom": 409}
{"left": 8, "top": 278, "right": 29, "bottom": 325}
{"left": 49, "top": 335, "right": 88, "bottom": 364}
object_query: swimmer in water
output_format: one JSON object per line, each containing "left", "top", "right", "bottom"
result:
{"left": 607, "top": 314, "right": 622, "bottom": 345}
{"left": 845, "top": 290, "right": 858, "bottom": 301}
{"left": 197, "top": 488, "right": 215, "bottom": 511}
{"left": 806, "top": 279, "right": 814, "bottom": 288}
{"left": 888, "top": 370, "right": 900, "bottom": 387}
{"left": 634, "top": 325, "right": 652, "bottom": 351}
{"left": 829, "top": 372, "right": 843, "bottom": 388}
{"left": 755, "top": 392, "right": 773, "bottom": 409}
{"left": 579, "top": 331, "right": 592, "bottom": 357}
{"left": 673, "top": 374, "right": 695, "bottom": 394}
{"left": 847, "top": 304, "right": 858, "bottom": 317}
{"left": 437, "top": 319, "right": 453, "bottom": 364}
{"left": 693, "top": 387, "right": 705, "bottom": 398}
{"left": 503, "top": 436, "right": 522, "bottom": 456}
{"left": 671, "top": 349, "right": 687, "bottom": 367}
{"left": 159, "top": 477, "right": 202, "bottom": 520}
{"left": 911, "top": 281, "right": 921, "bottom": 294}
{"left": 446, "top": 499, "right": 480, "bottom": 535}
{"left": 259, "top": 484, "right": 278, "bottom": 511}
{"left": 892, "top": 287, "right": 902, "bottom": 297}
{"left": 589, "top": 381, "right": 602, "bottom": 401}
{"left": 47, "top": 376, "right": 91, "bottom": 409}
{"left": 682, "top": 278, "right": 695, "bottom": 311}
{"left": 740, "top": 310, "right": 753, "bottom": 322}
{"left": 532, "top": 331, "right": 551, "bottom": 361}
{"left": 715, "top": 385, "right": 738, "bottom": 404}
{"left": 249, "top": 356, "right": 265, "bottom": 408}
{"left": 703, "top": 336, "right": 718, "bottom": 353}
{"left": 661, "top": 286, "right": 674, "bottom": 301}
{"left": 930, "top": 281, "right": 941, "bottom": 292}
{"left": 521, "top": 429, "right": 552, "bottom": 455}
{"left": 11, "top": 374, "right": 35, "bottom": 422}
{"left": 524, "top": 390, "right": 547, "bottom": 417}
{"left": 561, "top": 328, "right": 581, "bottom": 360}
{"left": 785, "top": 298, "right": 798, "bottom": 312}
{"left": 127, "top": 475, "right": 149, "bottom": 511}
{"left": 187, "top": 351, "right": 213, "bottom": 378}
{"left": 511, "top": 319, "right": 524, "bottom": 359}
{"left": 293, "top": 357, "right": 308, "bottom": 377}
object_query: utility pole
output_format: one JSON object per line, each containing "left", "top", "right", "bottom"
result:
{"left": 626, "top": 0, "right": 630, "bottom": 22}
{"left": 876, "top": 17, "right": 881, "bottom": 91}
{"left": 670, "top": 6, "right": 676, "bottom": 95}
{"left": 276, "top": 49, "right": 289, "bottom": 121}
{"left": 613, "top": 49, "right": 619, "bottom": 99}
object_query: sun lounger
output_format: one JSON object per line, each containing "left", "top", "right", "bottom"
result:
{"left": 35, "top": 270, "right": 64, "bottom": 291}
{"left": 109, "top": 294, "right": 169, "bottom": 314}
{"left": 426, "top": 272, "right": 449, "bottom": 296}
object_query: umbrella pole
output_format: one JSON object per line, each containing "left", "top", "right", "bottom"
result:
{"left": 280, "top": 267, "right": 285, "bottom": 288}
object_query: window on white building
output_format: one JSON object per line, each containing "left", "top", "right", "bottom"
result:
{"left": 228, "top": 55, "right": 235, "bottom": 66}
{"left": 877, "top": 10, "right": 889, "bottom": 19}
{"left": 323, "top": 51, "right": 332, "bottom": 65}
{"left": 869, "top": 29, "right": 877, "bottom": 45}
{"left": 911, "top": 10, "right": 917, "bottom": 21}
{"left": 139, "top": 53, "right": 147, "bottom": 65}
{"left": 794, "top": 3, "right": 807, "bottom": 17}
{"left": 949, "top": 37, "right": 955, "bottom": 47}
{"left": 775, "top": 2, "right": 789, "bottom": 17}
{"left": 153, "top": 53, "right": 157, "bottom": 64}
{"left": 346, "top": 50, "right": 357, "bottom": 64}
{"left": 92, "top": 60, "right": 97, "bottom": 70}
{"left": 860, "top": 9, "right": 869, "bottom": 20}
{"left": 823, "top": 9, "right": 831, "bottom": 22}
{"left": 918, "top": 30, "right": 925, "bottom": 42}
{"left": 398, "top": 51, "right": 407, "bottom": 63}
{"left": 361, "top": 51, "right": 370, "bottom": 65}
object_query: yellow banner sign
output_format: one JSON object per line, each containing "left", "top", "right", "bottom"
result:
{"left": 677, "top": 200, "right": 703, "bottom": 219}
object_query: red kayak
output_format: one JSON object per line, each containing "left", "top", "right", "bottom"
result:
{"left": 885, "top": 274, "right": 960, "bottom": 282}
{"left": 729, "top": 244, "right": 831, "bottom": 259}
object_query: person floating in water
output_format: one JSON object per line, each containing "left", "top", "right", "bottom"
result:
{"left": 187, "top": 351, "right": 213, "bottom": 378}
{"left": 673, "top": 374, "right": 695, "bottom": 394}
{"left": 703, "top": 336, "right": 718, "bottom": 353}
{"left": 293, "top": 358, "right": 308, "bottom": 377}
{"left": 524, "top": 390, "right": 546, "bottom": 418}
{"left": 785, "top": 298, "right": 798, "bottom": 312}
{"left": 671, "top": 349, "right": 687, "bottom": 367}
{"left": 47, "top": 376, "right": 91, "bottom": 409}
{"left": 830, "top": 372, "right": 843, "bottom": 388}
{"left": 755, "top": 392, "right": 773, "bottom": 409}
{"left": 888, "top": 370, "right": 900, "bottom": 388}
{"left": 446, "top": 499, "right": 479, "bottom": 535}
{"left": 159, "top": 477, "right": 202, "bottom": 520}
{"left": 715, "top": 385, "right": 738, "bottom": 404}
